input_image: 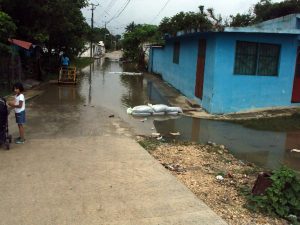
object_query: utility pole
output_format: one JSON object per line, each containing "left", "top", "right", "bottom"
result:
{"left": 90, "top": 3, "right": 99, "bottom": 59}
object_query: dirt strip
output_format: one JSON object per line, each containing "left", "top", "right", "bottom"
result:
{"left": 138, "top": 137, "right": 288, "bottom": 225}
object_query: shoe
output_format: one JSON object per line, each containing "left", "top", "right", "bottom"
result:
{"left": 14, "top": 137, "right": 21, "bottom": 141}
{"left": 15, "top": 139, "right": 25, "bottom": 144}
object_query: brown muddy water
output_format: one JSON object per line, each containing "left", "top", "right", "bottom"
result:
{"left": 78, "top": 58, "right": 300, "bottom": 171}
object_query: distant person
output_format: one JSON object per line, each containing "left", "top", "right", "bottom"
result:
{"left": 61, "top": 53, "right": 70, "bottom": 68}
{"left": 8, "top": 82, "right": 26, "bottom": 144}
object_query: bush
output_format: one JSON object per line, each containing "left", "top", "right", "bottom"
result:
{"left": 248, "top": 166, "right": 300, "bottom": 221}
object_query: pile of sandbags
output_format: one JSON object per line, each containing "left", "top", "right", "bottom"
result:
{"left": 127, "top": 104, "right": 183, "bottom": 116}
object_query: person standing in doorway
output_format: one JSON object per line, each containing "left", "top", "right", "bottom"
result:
{"left": 8, "top": 82, "right": 26, "bottom": 144}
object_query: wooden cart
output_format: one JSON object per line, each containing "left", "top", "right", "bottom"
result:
{"left": 58, "top": 67, "right": 77, "bottom": 84}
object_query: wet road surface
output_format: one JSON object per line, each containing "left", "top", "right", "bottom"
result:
{"left": 0, "top": 61, "right": 227, "bottom": 224}
{"left": 77, "top": 58, "right": 300, "bottom": 171}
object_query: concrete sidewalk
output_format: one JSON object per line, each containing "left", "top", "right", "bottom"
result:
{"left": 0, "top": 135, "right": 227, "bottom": 225}
{"left": 0, "top": 70, "right": 227, "bottom": 224}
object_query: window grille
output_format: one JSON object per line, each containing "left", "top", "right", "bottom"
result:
{"left": 234, "top": 41, "right": 280, "bottom": 76}
{"left": 257, "top": 43, "right": 280, "bottom": 76}
{"left": 234, "top": 41, "right": 258, "bottom": 75}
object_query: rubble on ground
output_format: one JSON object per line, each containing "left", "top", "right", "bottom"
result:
{"left": 144, "top": 138, "right": 288, "bottom": 225}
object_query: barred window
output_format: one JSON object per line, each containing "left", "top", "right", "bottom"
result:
{"left": 234, "top": 41, "right": 280, "bottom": 76}
{"left": 234, "top": 41, "right": 257, "bottom": 75}
{"left": 173, "top": 41, "right": 180, "bottom": 64}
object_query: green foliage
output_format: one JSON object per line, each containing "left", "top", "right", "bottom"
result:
{"left": 229, "top": 13, "right": 255, "bottom": 27}
{"left": 88, "top": 27, "right": 117, "bottom": 51}
{"left": 254, "top": 0, "right": 300, "bottom": 23}
{"left": 0, "top": 11, "right": 16, "bottom": 54}
{"left": 138, "top": 137, "right": 161, "bottom": 151}
{"left": 72, "top": 57, "right": 94, "bottom": 69}
{"left": 229, "top": 0, "right": 300, "bottom": 27}
{"left": 158, "top": 6, "right": 223, "bottom": 36}
{"left": 122, "top": 22, "right": 161, "bottom": 63}
{"left": 248, "top": 167, "right": 300, "bottom": 221}
{"left": 1, "top": 0, "right": 89, "bottom": 56}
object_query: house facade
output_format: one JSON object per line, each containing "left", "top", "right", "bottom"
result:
{"left": 79, "top": 41, "right": 105, "bottom": 58}
{"left": 149, "top": 14, "right": 300, "bottom": 114}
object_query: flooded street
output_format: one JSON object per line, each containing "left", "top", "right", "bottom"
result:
{"left": 76, "top": 58, "right": 300, "bottom": 172}
{"left": 2, "top": 56, "right": 299, "bottom": 225}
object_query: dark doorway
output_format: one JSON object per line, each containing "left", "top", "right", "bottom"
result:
{"left": 195, "top": 39, "right": 206, "bottom": 99}
{"left": 292, "top": 47, "right": 300, "bottom": 103}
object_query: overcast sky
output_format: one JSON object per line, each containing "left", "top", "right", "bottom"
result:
{"left": 82, "top": 0, "right": 282, "bottom": 35}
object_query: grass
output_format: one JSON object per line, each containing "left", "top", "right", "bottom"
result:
{"left": 41, "top": 57, "right": 93, "bottom": 82}
{"left": 72, "top": 57, "right": 94, "bottom": 69}
{"left": 138, "top": 137, "right": 162, "bottom": 151}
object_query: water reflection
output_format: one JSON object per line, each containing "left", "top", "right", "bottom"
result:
{"left": 79, "top": 59, "right": 300, "bottom": 172}
{"left": 58, "top": 86, "right": 77, "bottom": 102}
{"left": 120, "top": 75, "right": 146, "bottom": 107}
{"left": 88, "top": 64, "right": 92, "bottom": 104}
{"left": 154, "top": 117, "right": 300, "bottom": 171}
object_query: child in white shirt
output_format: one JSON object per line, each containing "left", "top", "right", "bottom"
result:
{"left": 8, "top": 82, "right": 26, "bottom": 144}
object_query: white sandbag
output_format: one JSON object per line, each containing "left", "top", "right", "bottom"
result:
{"left": 166, "top": 106, "right": 183, "bottom": 113}
{"left": 153, "top": 111, "right": 166, "bottom": 116}
{"left": 151, "top": 104, "right": 169, "bottom": 113}
{"left": 166, "top": 111, "right": 179, "bottom": 115}
{"left": 127, "top": 108, "right": 133, "bottom": 114}
{"left": 132, "top": 105, "right": 154, "bottom": 114}
{"left": 132, "top": 112, "right": 152, "bottom": 117}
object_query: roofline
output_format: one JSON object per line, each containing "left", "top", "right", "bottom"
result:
{"left": 163, "top": 29, "right": 299, "bottom": 41}
{"left": 224, "top": 27, "right": 300, "bottom": 35}
{"left": 8, "top": 38, "right": 33, "bottom": 50}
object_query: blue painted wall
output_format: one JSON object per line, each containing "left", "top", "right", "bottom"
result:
{"left": 150, "top": 32, "right": 299, "bottom": 114}
{"left": 211, "top": 32, "right": 298, "bottom": 114}
{"left": 150, "top": 33, "right": 217, "bottom": 111}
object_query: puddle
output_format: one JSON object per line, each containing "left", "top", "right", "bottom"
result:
{"left": 154, "top": 117, "right": 300, "bottom": 171}
{"left": 76, "top": 58, "right": 300, "bottom": 171}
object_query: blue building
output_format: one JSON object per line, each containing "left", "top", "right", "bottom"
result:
{"left": 149, "top": 14, "right": 300, "bottom": 114}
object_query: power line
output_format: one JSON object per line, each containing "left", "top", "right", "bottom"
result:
{"left": 106, "top": 0, "right": 119, "bottom": 12}
{"left": 151, "top": 0, "right": 171, "bottom": 23}
{"left": 107, "top": 0, "right": 132, "bottom": 25}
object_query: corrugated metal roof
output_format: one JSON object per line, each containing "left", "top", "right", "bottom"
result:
{"left": 8, "top": 38, "right": 33, "bottom": 50}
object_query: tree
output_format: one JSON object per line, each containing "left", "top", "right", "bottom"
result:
{"left": 157, "top": 6, "right": 220, "bottom": 36}
{"left": 125, "top": 22, "right": 137, "bottom": 33}
{"left": 122, "top": 23, "right": 161, "bottom": 67}
{"left": 0, "top": 11, "right": 16, "bottom": 54}
{"left": 0, "top": 0, "right": 89, "bottom": 56}
{"left": 207, "top": 8, "right": 224, "bottom": 31}
{"left": 254, "top": 0, "right": 300, "bottom": 22}
{"left": 229, "top": 0, "right": 300, "bottom": 27}
{"left": 229, "top": 13, "right": 255, "bottom": 27}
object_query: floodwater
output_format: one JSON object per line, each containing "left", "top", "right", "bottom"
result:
{"left": 77, "top": 58, "right": 300, "bottom": 172}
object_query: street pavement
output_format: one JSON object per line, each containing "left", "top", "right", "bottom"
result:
{"left": 0, "top": 62, "right": 227, "bottom": 225}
